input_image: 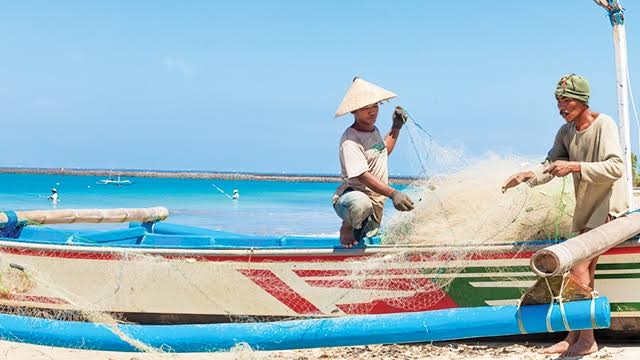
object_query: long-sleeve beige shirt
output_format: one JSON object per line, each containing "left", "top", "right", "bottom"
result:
{"left": 529, "top": 114, "right": 629, "bottom": 232}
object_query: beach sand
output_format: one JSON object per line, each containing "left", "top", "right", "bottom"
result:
{"left": 0, "top": 340, "right": 639, "bottom": 360}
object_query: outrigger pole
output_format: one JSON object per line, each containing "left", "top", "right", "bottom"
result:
{"left": 595, "top": 0, "right": 635, "bottom": 209}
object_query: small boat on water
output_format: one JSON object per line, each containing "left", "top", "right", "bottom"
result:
{"left": 97, "top": 175, "right": 134, "bottom": 186}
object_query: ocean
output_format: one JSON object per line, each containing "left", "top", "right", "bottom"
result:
{"left": 0, "top": 173, "right": 397, "bottom": 236}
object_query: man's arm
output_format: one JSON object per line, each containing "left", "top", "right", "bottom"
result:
{"left": 502, "top": 127, "right": 570, "bottom": 192}
{"left": 384, "top": 128, "right": 401, "bottom": 156}
{"left": 384, "top": 107, "right": 408, "bottom": 156}
{"left": 580, "top": 119, "right": 624, "bottom": 184}
{"left": 528, "top": 126, "right": 572, "bottom": 186}
{"left": 501, "top": 171, "right": 536, "bottom": 193}
{"left": 357, "top": 171, "right": 396, "bottom": 197}
{"left": 581, "top": 155, "right": 624, "bottom": 183}
{"left": 356, "top": 171, "right": 414, "bottom": 211}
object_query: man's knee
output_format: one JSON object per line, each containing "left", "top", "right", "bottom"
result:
{"left": 334, "top": 191, "right": 374, "bottom": 229}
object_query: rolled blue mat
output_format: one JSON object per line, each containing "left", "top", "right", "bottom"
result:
{"left": 0, "top": 297, "right": 610, "bottom": 352}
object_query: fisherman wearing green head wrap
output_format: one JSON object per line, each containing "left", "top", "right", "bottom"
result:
{"left": 554, "top": 73, "right": 591, "bottom": 105}
{"left": 502, "top": 73, "right": 629, "bottom": 357}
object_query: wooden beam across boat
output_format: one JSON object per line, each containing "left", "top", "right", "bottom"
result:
{"left": 530, "top": 212, "right": 640, "bottom": 277}
{"left": 0, "top": 207, "right": 169, "bottom": 226}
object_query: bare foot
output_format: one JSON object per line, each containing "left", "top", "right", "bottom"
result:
{"left": 339, "top": 224, "right": 357, "bottom": 248}
{"left": 563, "top": 338, "right": 598, "bottom": 357}
{"left": 540, "top": 332, "right": 578, "bottom": 354}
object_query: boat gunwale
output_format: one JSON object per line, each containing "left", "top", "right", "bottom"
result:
{"left": 0, "top": 237, "right": 638, "bottom": 259}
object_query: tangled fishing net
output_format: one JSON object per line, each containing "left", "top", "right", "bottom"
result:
{"left": 383, "top": 156, "right": 576, "bottom": 246}
{"left": 384, "top": 118, "right": 575, "bottom": 246}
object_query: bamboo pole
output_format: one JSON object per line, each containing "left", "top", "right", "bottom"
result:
{"left": 530, "top": 212, "right": 640, "bottom": 277}
{"left": 0, "top": 207, "right": 169, "bottom": 225}
{"left": 594, "top": 0, "right": 635, "bottom": 209}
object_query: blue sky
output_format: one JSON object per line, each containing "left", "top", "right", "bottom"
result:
{"left": 0, "top": 1, "right": 638, "bottom": 176}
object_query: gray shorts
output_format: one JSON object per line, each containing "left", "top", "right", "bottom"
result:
{"left": 334, "top": 190, "right": 377, "bottom": 231}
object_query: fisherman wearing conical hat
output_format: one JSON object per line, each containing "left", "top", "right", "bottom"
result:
{"left": 333, "top": 77, "right": 415, "bottom": 248}
{"left": 502, "top": 74, "right": 629, "bottom": 356}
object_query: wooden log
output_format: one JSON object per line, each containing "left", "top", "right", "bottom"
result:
{"left": 0, "top": 207, "right": 169, "bottom": 225}
{"left": 530, "top": 212, "right": 640, "bottom": 277}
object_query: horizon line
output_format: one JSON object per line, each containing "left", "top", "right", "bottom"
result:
{"left": 0, "top": 167, "right": 418, "bottom": 184}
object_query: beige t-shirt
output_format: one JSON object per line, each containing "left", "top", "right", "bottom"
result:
{"left": 529, "top": 114, "right": 629, "bottom": 231}
{"left": 333, "top": 126, "right": 389, "bottom": 223}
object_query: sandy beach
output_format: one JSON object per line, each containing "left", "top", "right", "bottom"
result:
{"left": 0, "top": 340, "right": 639, "bottom": 360}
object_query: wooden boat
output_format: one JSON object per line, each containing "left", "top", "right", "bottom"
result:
{"left": 0, "top": 207, "right": 637, "bottom": 335}
{"left": 97, "top": 175, "right": 133, "bottom": 186}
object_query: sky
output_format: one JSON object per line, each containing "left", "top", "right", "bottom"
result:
{"left": 0, "top": 1, "right": 638, "bottom": 176}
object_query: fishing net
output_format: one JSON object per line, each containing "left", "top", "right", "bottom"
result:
{"left": 0, "top": 114, "right": 581, "bottom": 355}
{"left": 385, "top": 119, "right": 575, "bottom": 245}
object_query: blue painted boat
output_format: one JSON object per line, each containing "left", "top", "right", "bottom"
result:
{"left": 0, "top": 206, "right": 634, "bottom": 352}
{"left": 0, "top": 209, "right": 636, "bottom": 327}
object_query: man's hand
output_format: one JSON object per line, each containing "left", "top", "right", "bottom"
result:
{"left": 544, "top": 160, "right": 580, "bottom": 177}
{"left": 501, "top": 171, "right": 535, "bottom": 193}
{"left": 390, "top": 190, "right": 414, "bottom": 211}
{"left": 392, "top": 106, "right": 408, "bottom": 130}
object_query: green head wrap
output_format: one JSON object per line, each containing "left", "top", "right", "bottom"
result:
{"left": 554, "top": 74, "right": 590, "bottom": 105}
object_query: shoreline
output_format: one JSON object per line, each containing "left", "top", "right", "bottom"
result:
{"left": 0, "top": 167, "right": 417, "bottom": 185}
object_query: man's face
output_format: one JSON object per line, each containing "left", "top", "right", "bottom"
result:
{"left": 353, "top": 103, "right": 379, "bottom": 127}
{"left": 556, "top": 96, "right": 587, "bottom": 122}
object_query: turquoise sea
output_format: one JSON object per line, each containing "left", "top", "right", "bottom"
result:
{"left": 0, "top": 174, "right": 396, "bottom": 236}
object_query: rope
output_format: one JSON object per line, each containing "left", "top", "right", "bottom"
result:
{"left": 404, "top": 111, "right": 432, "bottom": 176}
{"left": 405, "top": 111, "right": 434, "bottom": 139}
{"left": 543, "top": 273, "right": 572, "bottom": 332}
{"left": 405, "top": 109, "right": 469, "bottom": 177}
{"left": 515, "top": 300, "right": 527, "bottom": 334}
{"left": 407, "top": 126, "right": 430, "bottom": 176}
{"left": 212, "top": 184, "right": 234, "bottom": 200}
{"left": 590, "top": 290, "right": 600, "bottom": 328}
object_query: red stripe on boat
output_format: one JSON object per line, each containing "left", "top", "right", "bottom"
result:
{"left": 294, "top": 268, "right": 422, "bottom": 277}
{"left": 304, "top": 278, "right": 437, "bottom": 292}
{"left": 301, "top": 277, "right": 458, "bottom": 314}
{"left": 337, "top": 291, "right": 458, "bottom": 314}
{"left": 239, "top": 269, "right": 322, "bottom": 315}
{"left": 0, "top": 247, "right": 124, "bottom": 261}
{"left": 1, "top": 293, "right": 68, "bottom": 305}
{"left": 1, "top": 244, "right": 639, "bottom": 262}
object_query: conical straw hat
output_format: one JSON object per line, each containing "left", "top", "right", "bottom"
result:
{"left": 334, "top": 77, "right": 398, "bottom": 117}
